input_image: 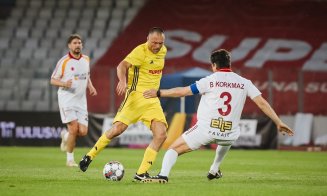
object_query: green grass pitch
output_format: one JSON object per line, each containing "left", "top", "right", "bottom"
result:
{"left": 0, "top": 147, "right": 326, "bottom": 196}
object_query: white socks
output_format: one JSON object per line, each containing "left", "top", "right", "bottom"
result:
{"left": 209, "top": 145, "right": 231, "bottom": 173}
{"left": 159, "top": 146, "right": 230, "bottom": 177}
{"left": 159, "top": 149, "right": 178, "bottom": 177}
{"left": 67, "top": 152, "right": 74, "bottom": 162}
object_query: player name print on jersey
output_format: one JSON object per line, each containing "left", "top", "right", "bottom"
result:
{"left": 210, "top": 81, "right": 244, "bottom": 89}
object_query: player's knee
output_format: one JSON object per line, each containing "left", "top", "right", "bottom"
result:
{"left": 154, "top": 129, "right": 167, "bottom": 142}
{"left": 161, "top": 132, "right": 167, "bottom": 141}
{"left": 67, "top": 122, "right": 79, "bottom": 135}
{"left": 107, "top": 123, "right": 127, "bottom": 138}
{"left": 112, "top": 126, "right": 125, "bottom": 135}
{"left": 77, "top": 124, "right": 88, "bottom": 136}
{"left": 78, "top": 129, "right": 88, "bottom": 137}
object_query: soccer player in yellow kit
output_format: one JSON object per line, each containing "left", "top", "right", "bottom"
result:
{"left": 79, "top": 27, "right": 168, "bottom": 181}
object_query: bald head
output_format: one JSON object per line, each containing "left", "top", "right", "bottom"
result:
{"left": 147, "top": 27, "right": 165, "bottom": 54}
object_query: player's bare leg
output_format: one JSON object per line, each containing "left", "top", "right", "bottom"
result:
{"left": 134, "top": 121, "right": 167, "bottom": 181}
{"left": 142, "top": 136, "right": 192, "bottom": 183}
{"left": 77, "top": 124, "right": 88, "bottom": 137}
{"left": 65, "top": 120, "right": 79, "bottom": 167}
{"left": 149, "top": 121, "right": 167, "bottom": 151}
{"left": 79, "top": 122, "right": 128, "bottom": 172}
{"left": 60, "top": 128, "right": 68, "bottom": 152}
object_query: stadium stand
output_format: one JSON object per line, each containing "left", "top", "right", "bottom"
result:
{"left": 1, "top": 0, "right": 325, "bottom": 116}
{"left": 0, "top": 0, "right": 147, "bottom": 111}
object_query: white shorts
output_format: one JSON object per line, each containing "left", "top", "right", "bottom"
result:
{"left": 59, "top": 107, "right": 88, "bottom": 126}
{"left": 182, "top": 124, "right": 235, "bottom": 150}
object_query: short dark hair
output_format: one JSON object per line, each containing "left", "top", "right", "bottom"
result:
{"left": 210, "top": 49, "right": 231, "bottom": 69}
{"left": 148, "top": 27, "right": 164, "bottom": 35}
{"left": 67, "top": 34, "right": 82, "bottom": 44}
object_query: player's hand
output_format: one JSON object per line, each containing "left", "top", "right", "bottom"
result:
{"left": 143, "top": 89, "right": 157, "bottom": 99}
{"left": 65, "top": 79, "right": 73, "bottom": 88}
{"left": 89, "top": 85, "right": 97, "bottom": 96}
{"left": 277, "top": 122, "right": 294, "bottom": 136}
{"left": 116, "top": 80, "right": 127, "bottom": 96}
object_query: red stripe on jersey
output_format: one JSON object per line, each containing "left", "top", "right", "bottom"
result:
{"left": 68, "top": 52, "right": 83, "bottom": 60}
{"left": 218, "top": 68, "right": 232, "bottom": 72}
{"left": 185, "top": 125, "right": 198, "bottom": 135}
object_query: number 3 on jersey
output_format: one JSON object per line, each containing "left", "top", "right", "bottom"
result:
{"left": 218, "top": 92, "right": 232, "bottom": 116}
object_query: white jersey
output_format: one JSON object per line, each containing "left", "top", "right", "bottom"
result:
{"left": 194, "top": 69, "right": 261, "bottom": 140}
{"left": 51, "top": 53, "right": 90, "bottom": 111}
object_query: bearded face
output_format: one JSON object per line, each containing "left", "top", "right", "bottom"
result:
{"left": 68, "top": 38, "right": 83, "bottom": 56}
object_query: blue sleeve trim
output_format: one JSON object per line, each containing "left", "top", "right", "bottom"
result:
{"left": 190, "top": 83, "right": 199, "bottom": 95}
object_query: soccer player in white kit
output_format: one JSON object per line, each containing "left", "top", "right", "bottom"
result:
{"left": 142, "top": 49, "right": 294, "bottom": 183}
{"left": 50, "top": 34, "right": 97, "bottom": 167}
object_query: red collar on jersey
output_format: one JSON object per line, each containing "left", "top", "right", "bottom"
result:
{"left": 68, "top": 52, "right": 83, "bottom": 60}
{"left": 218, "top": 68, "right": 232, "bottom": 72}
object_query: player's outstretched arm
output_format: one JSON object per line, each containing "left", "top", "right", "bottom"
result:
{"left": 143, "top": 86, "right": 193, "bottom": 98}
{"left": 252, "top": 95, "right": 294, "bottom": 136}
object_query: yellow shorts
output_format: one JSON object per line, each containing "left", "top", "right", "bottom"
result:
{"left": 114, "top": 91, "right": 168, "bottom": 129}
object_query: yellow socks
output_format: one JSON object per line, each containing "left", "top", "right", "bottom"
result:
{"left": 87, "top": 136, "right": 158, "bottom": 175}
{"left": 136, "top": 147, "right": 158, "bottom": 174}
{"left": 87, "top": 134, "right": 111, "bottom": 159}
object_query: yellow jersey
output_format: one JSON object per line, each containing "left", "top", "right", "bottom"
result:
{"left": 124, "top": 42, "right": 167, "bottom": 92}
